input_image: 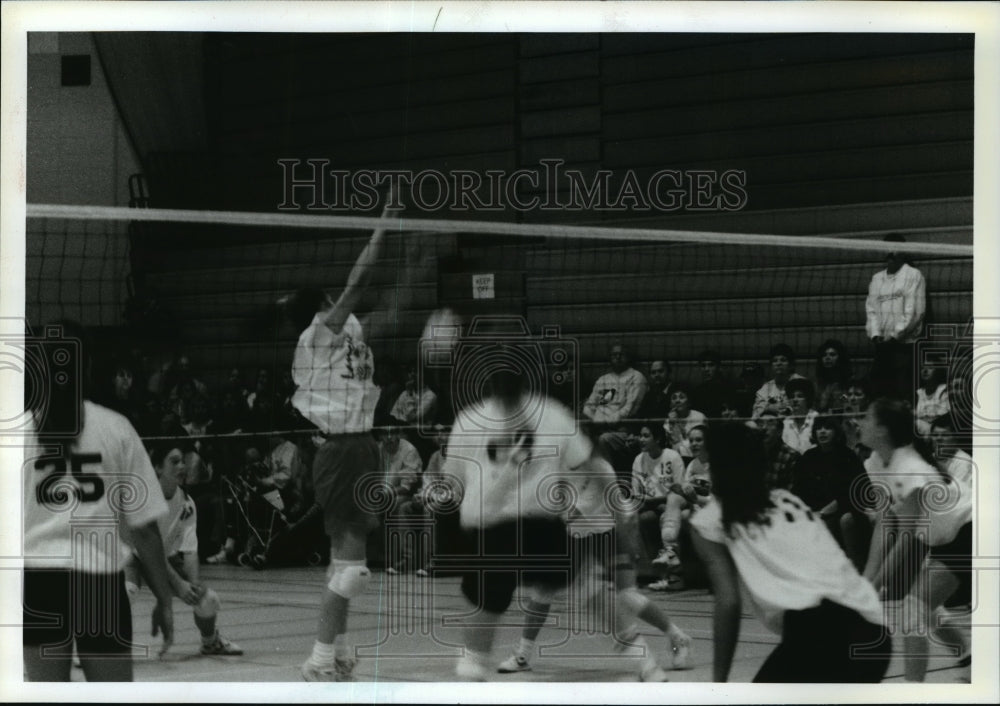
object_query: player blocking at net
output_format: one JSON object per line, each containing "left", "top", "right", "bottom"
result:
{"left": 283, "top": 187, "right": 406, "bottom": 682}
{"left": 124, "top": 442, "right": 242, "bottom": 657}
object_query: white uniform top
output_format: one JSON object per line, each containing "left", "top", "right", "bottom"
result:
{"left": 781, "top": 410, "right": 818, "bottom": 454}
{"left": 691, "top": 489, "right": 884, "bottom": 634}
{"left": 154, "top": 488, "right": 198, "bottom": 557}
{"left": 944, "top": 450, "right": 974, "bottom": 490}
{"left": 291, "top": 312, "right": 380, "bottom": 434}
{"left": 864, "top": 445, "right": 972, "bottom": 546}
{"left": 865, "top": 263, "right": 926, "bottom": 343}
{"left": 445, "top": 395, "right": 592, "bottom": 530}
{"left": 564, "top": 457, "right": 618, "bottom": 537}
{"left": 631, "top": 448, "right": 684, "bottom": 499}
{"left": 23, "top": 401, "right": 168, "bottom": 572}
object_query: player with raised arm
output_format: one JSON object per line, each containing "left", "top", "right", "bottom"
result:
{"left": 124, "top": 442, "right": 242, "bottom": 657}
{"left": 22, "top": 321, "right": 175, "bottom": 681}
{"left": 285, "top": 189, "right": 408, "bottom": 682}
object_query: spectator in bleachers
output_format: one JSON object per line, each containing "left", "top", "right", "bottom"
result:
{"left": 915, "top": 362, "right": 950, "bottom": 437}
{"left": 583, "top": 343, "right": 648, "bottom": 482}
{"left": 390, "top": 366, "right": 437, "bottom": 426}
{"left": 634, "top": 358, "right": 674, "bottom": 424}
{"left": 866, "top": 233, "right": 926, "bottom": 400}
{"left": 781, "top": 378, "right": 818, "bottom": 454}
{"left": 215, "top": 389, "right": 248, "bottom": 435}
{"left": 789, "top": 415, "right": 870, "bottom": 548}
{"left": 751, "top": 344, "right": 806, "bottom": 419}
{"left": 840, "top": 378, "right": 873, "bottom": 462}
{"left": 718, "top": 397, "right": 741, "bottom": 420}
{"left": 245, "top": 368, "right": 271, "bottom": 411}
{"left": 380, "top": 423, "right": 427, "bottom": 575}
{"left": 813, "top": 339, "right": 852, "bottom": 413}
{"left": 691, "top": 350, "right": 731, "bottom": 419}
{"left": 733, "top": 363, "right": 764, "bottom": 419}
{"left": 758, "top": 407, "right": 800, "bottom": 491}
{"left": 930, "top": 415, "right": 973, "bottom": 491}
{"left": 665, "top": 382, "right": 707, "bottom": 462}
{"left": 223, "top": 367, "right": 249, "bottom": 402}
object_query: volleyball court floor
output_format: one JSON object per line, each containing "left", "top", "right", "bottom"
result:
{"left": 84, "top": 564, "right": 972, "bottom": 684}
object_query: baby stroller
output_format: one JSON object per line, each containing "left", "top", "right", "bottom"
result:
{"left": 221, "top": 464, "right": 326, "bottom": 569}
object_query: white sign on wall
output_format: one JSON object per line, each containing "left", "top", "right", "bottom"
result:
{"left": 472, "top": 273, "right": 495, "bottom": 299}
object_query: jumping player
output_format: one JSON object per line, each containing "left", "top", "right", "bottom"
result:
{"left": 124, "top": 443, "right": 242, "bottom": 657}
{"left": 286, "top": 190, "right": 402, "bottom": 681}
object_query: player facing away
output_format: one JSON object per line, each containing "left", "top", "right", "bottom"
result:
{"left": 285, "top": 192, "right": 402, "bottom": 681}
{"left": 22, "top": 320, "right": 175, "bottom": 681}
{"left": 124, "top": 443, "right": 242, "bottom": 657}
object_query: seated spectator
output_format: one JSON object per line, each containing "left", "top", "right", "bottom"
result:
{"left": 751, "top": 344, "right": 806, "bottom": 419}
{"left": 915, "top": 362, "right": 950, "bottom": 436}
{"left": 758, "top": 407, "right": 800, "bottom": 491}
{"left": 665, "top": 383, "right": 706, "bottom": 461}
{"left": 841, "top": 377, "right": 873, "bottom": 461}
{"left": 245, "top": 368, "right": 272, "bottom": 412}
{"left": 655, "top": 425, "right": 713, "bottom": 591}
{"left": 733, "top": 363, "right": 764, "bottom": 419}
{"left": 380, "top": 423, "right": 426, "bottom": 574}
{"left": 813, "top": 339, "right": 852, "bottom": 412}
{"left": 634, "top": 358, "right": 674, "bottom": 423}
{"left": 102, "top": 357, "right": 145, "bottom": 428}
{"left": 929, "top": 415, "right": 973, "bottom": 490}
{"left": 630, "top": 424, "right": 685, "bottom": 591}
{"left": 718, "top": 397, "right": 741, "bottom": 420}
{"left": 781, "top": 378, "right": 819, "bottom": 454}
{"left": 691, "top": 350, "right": 731, "bottom": 419}
{"left": 582, "top": 343, "right": 648, "bottom": 482}
{"left": 390, "top": 365, "right": 438, "bottom": 426}
{"left": 215, "top": 389, "right": 249, "bottom": 435}
{"left": 790, "top": 415, "right": 871, "bottom": 547}
{"left": 223, "top": 367, "right": 249, "bottom": 402}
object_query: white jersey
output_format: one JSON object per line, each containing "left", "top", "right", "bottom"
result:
{"left": 23, "top": 401, "right": 168, "bottom": 573}
{"left": 445, "top": 395, "right": 592, "bottom": 530}
{"left": 691, "top": 489, "right": 884, "bottom": 634}
{"left": 154, "top": 488, "right": 198, "bottom": 557}
{"left": 291, "top": 312, "right": 381, "bottom": 434}
{"left": 631, "top": 448, "right": 684, "bottom": 500}
{"left": 865, "top": 445, "right": 971, "bottom": 546}
{"left": 565, "top": 457, "right": 617, "bottom": 538}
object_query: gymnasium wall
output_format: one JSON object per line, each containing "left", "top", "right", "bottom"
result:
{"left": 26, "top": 32, "right": 140, "bottom": 328}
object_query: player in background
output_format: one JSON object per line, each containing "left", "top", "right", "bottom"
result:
{"left": 124, "top": 443, "right": 242, "bottom": 657}
{"left": 496, "top": 456, "right": 692, "bottom": 681}
{"left": 22, "top": 320, "right": 174, "bottom": 681}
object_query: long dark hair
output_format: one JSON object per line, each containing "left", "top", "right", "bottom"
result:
{"left": 815, "top": 339, "right": 852, "bottom": 386}
{"left": 705, "top": 422, "right": 774, "bottom": 534}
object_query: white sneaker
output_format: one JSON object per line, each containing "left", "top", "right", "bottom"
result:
{"left": 456, "top": 655, "right": 490, "bottom": 681}
{"left": 201, "top": 634, "right": 244, "bottom": 656}
{"left": 647, "top": 579, "right": 671, "bottom": 591}
{"left": 668, "top": 630, "right": 692, "bottom": 670}
{"left": 300, "top": 656, "right": 356, "bottom": 682}
{"left": 497, "top": 654, "right": 532, "bottom": 673}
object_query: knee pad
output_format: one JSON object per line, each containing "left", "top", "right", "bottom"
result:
{"left": 194, "top": 588, "right": 220, "bottom": 619}
{"left": 618, "top": 587, "right": 649, "bottom": 617}
{"left": 125, "top": 581, "right": 139, "bottom": 601}
{"left": 327, "top": 560, "right": 371, "bottom": 599}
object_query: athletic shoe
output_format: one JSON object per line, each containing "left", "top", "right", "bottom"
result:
{"left": 651, "top": 546, "right": 680, "bottom": 567}
{"left": 415, "top": 568, "right": 429, "bottom": 578}
{"left": 455, "top": 655, "right": 489, "bottom": 681}
{"left": 497, "top": 654, "right": 532, "bottom": 673}
{"left": 647, "top": 579, "right": 672, "bottom": 591}
{"left": 333, "top": 656, "right": 357, "bottom": 681}
{"left": 668, "top": 630, "right": 692, "bottom": 670}
{"left": 665, "top": 575, "right": 686, "bottom": 591}
{"left": 639, "top": 662, "right": 669, "bottom": 682}
{"left": 206, "top": 549, "right": 229, "bottom": 565}
{"left": 386, "top": 566, "right": 399, "bottom": 575}
{"left": 201, "top": 635, "right": 244, "bottom": 656}
{"left": 301, "top": 660, "right": 335, "bottom": 682}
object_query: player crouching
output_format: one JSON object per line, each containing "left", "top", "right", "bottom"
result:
{"left": 125, "top": 442, "right": 242, "bottom": 657}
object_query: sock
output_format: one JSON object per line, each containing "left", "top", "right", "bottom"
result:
{"left": 516, "top": 637, "right": 535, "bottom": 660}
{"left": 333, "top": 634, "right": 350, "bottom": 660}
{"left": 309, "top": 640, "right": 336, "bottom": 666}
{"left": 201, "top": 629, "right": 219, "bottom": 646}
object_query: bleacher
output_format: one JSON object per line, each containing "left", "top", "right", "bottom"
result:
{"left": 136, "top": 196, "right": 973, "bottom": 394}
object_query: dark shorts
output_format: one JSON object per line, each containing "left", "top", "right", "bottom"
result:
{"left": 23, "top": 569, "right": 133, "bottom": 657}
{"left": 312, "top": 433, "right": 381, "bottom": 534}
{"left": 931, "top": 521, "right": 973, "bottom": 607}
{"left": 460, "top": 517, "right": 574, "bottom": 614}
